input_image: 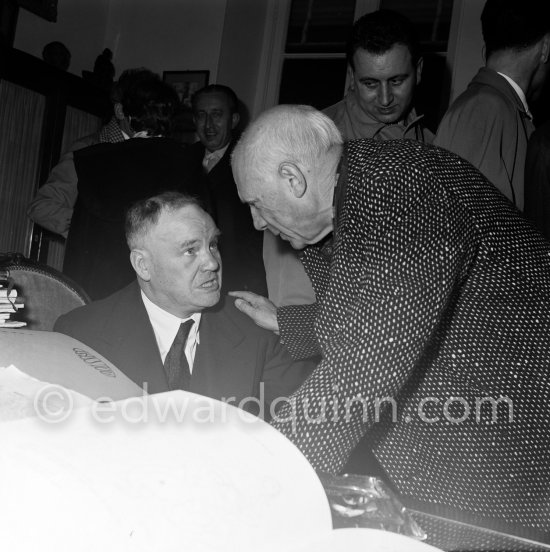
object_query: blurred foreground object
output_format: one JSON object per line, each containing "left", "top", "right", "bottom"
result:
{"left": 319, "top": 472, "right": 426, "bottom": 539}
{"left": 0, "top": 390, "right": 332, "bottom": 552}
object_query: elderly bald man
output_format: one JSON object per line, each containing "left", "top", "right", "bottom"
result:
{"left": 229, "top": 104, "right": 550, "bottom": 531}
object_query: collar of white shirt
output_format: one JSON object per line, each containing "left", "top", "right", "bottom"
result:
{"left": 141, "top": 290, "right": 202, "bottom": 373}
{"left": 202, "top": 143, "right": 230, "bottom": 172}
{"left": 497, "top": 72, "right": 533, "bottom": 119}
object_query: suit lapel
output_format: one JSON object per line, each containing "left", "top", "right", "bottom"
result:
{"left": 93, "top": 285, "right": 260, "bottom": 401}
{"left": 98, "top": 282, "right": 168, "bottom": 394}
{"left": 192, "top": 305, "right": 259, "bottom": 403}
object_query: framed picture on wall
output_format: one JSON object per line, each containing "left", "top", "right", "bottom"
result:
{"left": 163, "top": 70, "right": 210, "bottom": 108}
{"left": 17, "top": 0, "right": 58, "bottom": 22}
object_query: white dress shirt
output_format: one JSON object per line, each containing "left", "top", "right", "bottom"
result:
{"left": 497, "top": 72, "right": 533, "bottom": 119}
{"left": 202, "top": 143, "right": 230, "bottom": 173}
{"left": 141, "top": 290, "right": 201, "bottom": 373}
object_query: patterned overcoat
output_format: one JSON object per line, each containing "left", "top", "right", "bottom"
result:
{"left": 273, "top": 139, "right": 550, "bottom": 531}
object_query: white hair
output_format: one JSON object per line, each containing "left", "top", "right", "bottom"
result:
{"left": 231, "top": 104, "right": 343, "bottom": 185}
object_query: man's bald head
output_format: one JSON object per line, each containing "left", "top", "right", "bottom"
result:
{"left": 231, "top": 105, "right": 343, "bottom": 249}
{"left": 232, "top": 105, "right": 342, "bottom": 189}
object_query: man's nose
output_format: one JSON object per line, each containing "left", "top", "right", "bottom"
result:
{"left": 250, "top": 206, "right": 267, "bottom": 231}
{"left": 202, "top": 248, "right": 220, "bottom": 271}
{"left": 379, "top": 83, "right": 393, "bottom": 106}
{"left": 206, "top": 114, "right": 215, "bottom": 129}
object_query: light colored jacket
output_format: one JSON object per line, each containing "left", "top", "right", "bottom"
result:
{"left": 323, "top": 92, "right": 434, "bottom": 143}
{"left": 434, "top": 67, "right": 534, "bottom": 210}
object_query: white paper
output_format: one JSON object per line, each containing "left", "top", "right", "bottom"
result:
{"left": 0, "top": 364, "right": 93, "bottom": 422}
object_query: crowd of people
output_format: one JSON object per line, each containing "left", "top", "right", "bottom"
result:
{"left": 27, "top": 0, "right": 550, "bottom": 534}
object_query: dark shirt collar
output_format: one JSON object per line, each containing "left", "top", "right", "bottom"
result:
{"left": 316, "top": 145, "right": 347, "bottom": 259}
{"left": 333, "top": 144, "right": 348, "bottom": 228}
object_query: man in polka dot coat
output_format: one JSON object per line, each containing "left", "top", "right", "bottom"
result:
{"left": 230, "top": 105, "right": 550, "bottom": 531}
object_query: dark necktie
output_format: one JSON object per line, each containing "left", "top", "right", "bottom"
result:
{"left": 163, "top": 319, "right": 194, "bottom": 390}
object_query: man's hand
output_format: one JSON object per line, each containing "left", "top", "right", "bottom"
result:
{"left": 228, "top": 291, "right": 279, "bottom": 333}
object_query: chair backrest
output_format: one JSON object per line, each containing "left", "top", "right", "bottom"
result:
{"left": 0, "top": 253, "right": 91, "bottom": 331}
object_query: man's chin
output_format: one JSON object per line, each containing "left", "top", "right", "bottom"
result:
{"left": 374, "top": 109, "right": 404, "bottom": 125}
{"left": 199, "top": 289, "right": 221, "bottom": 308}
{"left": 288, "top": 238, "right": 307, "bottom": 250}
{"left": 204, "top": 138, "right": 222, "bottom": 150}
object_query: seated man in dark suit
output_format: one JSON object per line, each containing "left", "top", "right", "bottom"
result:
{"left": 55, "top": 192, "right": 313, "bottom": 413}
{"left": 186, "top": 84, "right": 266, "bottom": 295}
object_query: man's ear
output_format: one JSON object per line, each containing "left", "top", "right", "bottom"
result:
{"left": 114, "top": 102, "right": 125, "bottom": 121}
{"left": 231, "top": 112, "right": 240, "bottom": 130}
{"left": 279, "top": 162, "right": 307, "bottom": 198}
{"left": 130, "top": 249, "right": 151, "bottom": 282}
{"left": 415, "top": 56, "right": 424, "bottom": 86}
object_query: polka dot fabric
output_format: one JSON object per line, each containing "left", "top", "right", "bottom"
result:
{"left": 273, "top": 139, "right": 550, "bottom": 531}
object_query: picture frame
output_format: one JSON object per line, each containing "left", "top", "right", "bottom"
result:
{"left": 163, "top": 70, "right": 210, "bottom": 109}
{"left": 17, "top": 0, "right": 58, "bottom": 22}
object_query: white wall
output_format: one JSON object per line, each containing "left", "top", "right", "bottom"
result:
{"left": 14, "top": 0, "right": 111, "bottom": 77}
{"left": 14, "top": 0, "right": 227, "bottom": 81}
{"left": 104, "top": 0, "right": 227, "bottom": 81}
{"left": 446, "top": 0, "right": 485, "bottom": 103}
{"left": 14, "top": 0, "right": 484, "bottom": 124}
{"left": 217, "top": 0, "right": 269, "bottom": 123}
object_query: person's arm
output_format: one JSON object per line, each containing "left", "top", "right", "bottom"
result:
{"left": 27, "top": 150, "right": 78, "bottom": 237}
{"left": 277, "top": 303, "right": 320, "bottom": 358}
{"left": 229, "top": 290, "right": 322, "bottom": 360}
{"left": 434, "top": 93, "right": 522, "bottom": 206}
{"left": 27, "top": 134, "right": 98, "bottom": 237}
{"left": 259, "top": 333, "right": 319, "bottom": 420}
{"left": 270, "top": 186, "right": 478, "bottom": 474}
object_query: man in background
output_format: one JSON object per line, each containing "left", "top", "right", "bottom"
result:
{"left": 265, "top": 9, "right": 433, "bottom": 309}
{"left": 185, "top": 84, "right": 266, "bottom": 296}
{"left": 28, "top": 69, "right": 209, "bottom": 300}
{"left": 524, "top": 119, "right": 550, "bottom": 240}
{"left": 28, "top": 67, "right": 164, "bottom": 238}
{"left": 435, "top": 0, "right": 550, "bottom": 210}
{"left": 324, "top": 9, "right": 433, "bottom": 142}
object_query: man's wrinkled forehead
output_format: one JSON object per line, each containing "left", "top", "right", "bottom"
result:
{"left": 146, "top": 203, "right": 212, "bottom": 237}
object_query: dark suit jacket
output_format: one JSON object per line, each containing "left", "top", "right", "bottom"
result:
{"left": 54, "top": 282, "right": 312, "bottom": 412}
{"left": 185, "top": 141, "right": 267, "bottom": 295}
{"left": 525, "top": 119, "right": 550, "bottom": 241}
{"left": 65, "top": 138, "right": 211, "bottom": 301}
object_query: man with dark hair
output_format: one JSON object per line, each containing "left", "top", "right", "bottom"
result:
{"left": 191, "top": 84, "right": 239, "bottom": 150}
{"left": 435, "top": 0, "right": 550, "bottom": 210}
{"left": 265, "top": 9, "right": 433, "bottom": 310}
{"left": 28, "top": 67, "right": 168, "bottom": 237}
{"left": 323, "top": 9, "right": 432, "bottom": 142}
{"left": 28, "top": 68, "right": 206, "bottom": 300}
{"left": 185, "top": 84, "right": 266, "bottom": 295}
{"left": 54, "top": 192, "right": 312, "bottom": 411}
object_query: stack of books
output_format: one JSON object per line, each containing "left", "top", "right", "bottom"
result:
{"left": 0, "top": 270, "right": 26, "bottom": 328}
